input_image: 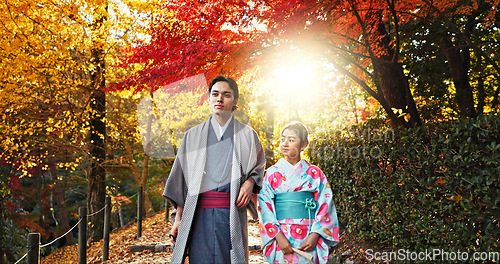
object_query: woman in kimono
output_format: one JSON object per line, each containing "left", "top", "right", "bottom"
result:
{"left": 258, "top": 121, "right": 339, "bottom": 264}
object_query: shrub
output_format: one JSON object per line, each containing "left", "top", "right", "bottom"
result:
{"left": 310, "top": 114, "right": 500, "bottom": 256}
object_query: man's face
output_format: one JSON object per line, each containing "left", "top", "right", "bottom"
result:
{"left": 209, "top": 81, "right": 238, "bottom": 115}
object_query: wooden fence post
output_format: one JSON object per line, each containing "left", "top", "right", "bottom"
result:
{"left": 103, "top": 196, "right": 111, "bottom": 261}
{"left": 137, "top": 186, "right": 143, "bottom": 238}
{"left": 78, "top": 206, "right": 87, "bottom": 264}
{"left": 27, "top": 233, "right": 40, "bottom": 264}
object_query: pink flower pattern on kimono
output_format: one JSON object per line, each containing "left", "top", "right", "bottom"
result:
{"left": 283, "top": 253, "right": 300, "bottom": 263}
{"left": 306, "top": 165, "right": 321, "bottom": 179}
{"left": 290, "top": 224, "right": 308, "bottom": 240}
{"left": 265, "top": 223, "right": 279, "bottom": 237}
{"left": 258, "top": 159, "right": 339, "bottom": 264}
{"left": 320, "top": 214, "right": 334, "bottom": 228}
{"left": 313, "top": 190, "right": 319, "bottom": 201}
{"left": 264, "top": 243, "right": 274, "bottom": 257}
{"left": 318, "top": 203, "right": 328, "bottom": 214}
{"left": 316, "top": 237, "right": 325, "bottom": 249}
{"left": 317, "top": 203, "right": 334, "bottom": 228}
{"left": 331, "top": 226, "right": 340, "bottom": 240}
{"left": 265, "top": 202, "right": 274, "bottom": 213}
{"left": 269, "top": 171, "right": 284, "bottom": 189}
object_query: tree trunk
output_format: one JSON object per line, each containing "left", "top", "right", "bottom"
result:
{"left": 113, "top": 97, "right": 155, "bottom": 216}
{"left": 140, "top": 154, "right": 155, "bottom": 217}
{"left": 265, "top": 113, "right": 274, "bottom": 168}
{"left": 373, "top": 59, "right": 422, "bottom": 127}
{"left": 370, "top": 13, "right": 422, "bottom": 127}
{"left": 121, "top": 137, "right": 155, "bottom": 215}
{"left": 476, "top": 78, "right": 485, "bottom": 115}
{"left": 442, "top": 36, "right": 477, "bottom": 118}
{"left": 264, "top": 98, "right": 275, "bottom": 168}
{"left": 475, "top": 58, "right": 486, "bottom": 115}
{"left": 0, "top": 205, "right": 17, "bottom": 263}
{"left": 88, "top": 84, "right": 106, "bottom": 242}
{"left": 88, "top": 7, "right": 107, "bottom": 241}
{"left": 426, "top": 0, "right": 499, "bottom": 111}
{"left": 48, "top": 160, "right": 74, "bottom": 244}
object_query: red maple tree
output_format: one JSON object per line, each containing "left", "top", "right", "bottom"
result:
{"left": 113, "top": 0, "right": 495, "bottom": 127}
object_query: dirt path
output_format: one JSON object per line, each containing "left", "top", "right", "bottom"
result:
{"left": 42, "top": 212, "right": 267, "bottom": 263}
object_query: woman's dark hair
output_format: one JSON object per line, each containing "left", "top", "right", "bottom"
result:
{"left": 208, "top": 75, "right": 239, "bottom": 100}
{"left": 281, "top": 121, "right": 309, "bottom": 146}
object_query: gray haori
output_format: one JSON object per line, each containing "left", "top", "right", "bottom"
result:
{"left": 163, "top": 117, "right": 266, "bottom": 264}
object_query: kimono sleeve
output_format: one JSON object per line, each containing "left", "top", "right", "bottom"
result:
{"left": 258, "top": 167, "right": 281, "bottom": 247}
{"left": 162, "top": 132, "right": 188, "bottom": 209}
{"left": 311, "top": 167, "right": 339, "bottom": 247}
{"left": 247, "top": 130, "right": 265, "bottom": 193}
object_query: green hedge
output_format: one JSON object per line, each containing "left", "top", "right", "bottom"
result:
{"left": 310, "top": 114, "right": 500, "bottom": 255}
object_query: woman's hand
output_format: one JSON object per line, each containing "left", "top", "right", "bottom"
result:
{"left": 275, "top": 232, "right": 294, "bottom": 255}
{"left": 298, "top": 232, "right": 320, "bottom": 252}
{"left": 236, "top": 178, "right": 255, "bottom": 208}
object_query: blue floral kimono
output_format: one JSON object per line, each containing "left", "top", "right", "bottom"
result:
{"left": 258, "top": 159, "right": 339, "bottom": 264}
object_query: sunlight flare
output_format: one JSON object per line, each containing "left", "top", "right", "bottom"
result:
{"left": 268, "top": 48, "right": 327, "bottom": 115}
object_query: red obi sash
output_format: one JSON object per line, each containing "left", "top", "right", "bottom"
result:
{"left": 199, "top": 191, "right": 230, "bottom": 209}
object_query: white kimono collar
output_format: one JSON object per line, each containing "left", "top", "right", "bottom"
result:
{"left": 277, "top": 158, "right": 305, "bottom": 170}
{"left": 210, "top": 115, "right": 233, "bottom": 141}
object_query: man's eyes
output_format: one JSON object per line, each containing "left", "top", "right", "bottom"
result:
{"left": 211, "top": 92, "right": 231, "bottom": 97}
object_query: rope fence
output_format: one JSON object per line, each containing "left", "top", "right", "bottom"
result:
{"left": 12, "top": 189, "right": 144, "bottom": 264}
{"left": 86, "top": 205, "right": 107, "bottom": 218}
{"left": 40, "top": 217, "right": 83, "bottom": 249}
{"left": 13, "top": 251, "right": 28, "bottom": 264}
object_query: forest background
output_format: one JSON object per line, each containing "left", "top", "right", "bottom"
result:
{"left": 0, "top": 0, "right": 499, "bottom": 262}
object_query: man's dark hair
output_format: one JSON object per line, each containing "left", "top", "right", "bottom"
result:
{"left": 209, "top": 75, "right": 239, "bottom": 100}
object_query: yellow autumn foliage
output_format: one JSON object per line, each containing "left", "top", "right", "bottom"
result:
{"left": 0, "top": 0, "right": 155, "bottom": 172}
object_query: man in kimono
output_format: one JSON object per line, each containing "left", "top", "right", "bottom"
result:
{"left": 163, "top": 75, "right": 266, "bottom": 264}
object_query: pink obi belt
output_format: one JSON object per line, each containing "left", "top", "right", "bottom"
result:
{"left": 199, "top": 191, "right": 230, "bottom": 209}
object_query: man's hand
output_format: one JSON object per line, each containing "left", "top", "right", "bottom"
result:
{"left": 298, "top": 232, "right": 320, "bottom": 252}
{"left": 170, "top": 206, "right": 183, "bottom": 245}
{"left": 275, "top": 232, "right": 294, "bottom": 255}
{"left": 236, "top": 178, "right": 255, "bottom": 208}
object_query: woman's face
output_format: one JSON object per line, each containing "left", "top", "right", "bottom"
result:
{"left": 280, "top": 129, "right": 303, "bottom": 160}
